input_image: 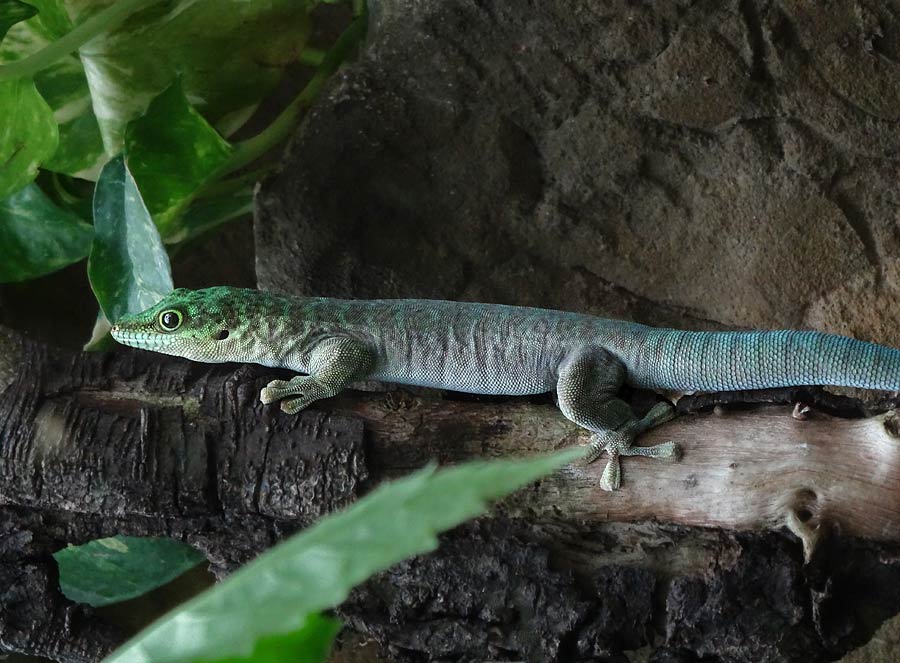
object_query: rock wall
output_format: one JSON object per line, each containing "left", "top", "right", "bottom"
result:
{"left": 257, "top": 0, "right": 900, "bottom": 341}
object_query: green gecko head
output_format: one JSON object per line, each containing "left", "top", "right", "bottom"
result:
{"left": 110, "top": 286, "right": 264, "bottom": 363}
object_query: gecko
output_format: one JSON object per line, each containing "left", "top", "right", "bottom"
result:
{"left": 110, "top": 286, "right": 900, "bottom": 491}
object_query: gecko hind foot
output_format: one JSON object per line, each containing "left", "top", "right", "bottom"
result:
{"left": 584, "top": 402, "right": 679, "bottom": 491}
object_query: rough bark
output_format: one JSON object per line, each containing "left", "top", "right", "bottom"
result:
{"left": 0, "top": 329, "right": 365, "bottom": 661}
{"left": 343, "top": 520, "right": 900, "bottom": 663}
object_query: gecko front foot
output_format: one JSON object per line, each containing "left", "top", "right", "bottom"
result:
{"left": 259, "top": 376, "right": 335, "bottom": 413}
{"left": 584, "top": 402, "right": 680, "bottom": 491}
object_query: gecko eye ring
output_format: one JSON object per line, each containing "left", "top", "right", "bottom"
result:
{"left": 158, "top": 309, "right": 183, "bottom": 331}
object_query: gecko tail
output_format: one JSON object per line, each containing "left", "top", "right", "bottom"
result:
{"left": 623, "top": 328, "right": 900, "bottom": 393}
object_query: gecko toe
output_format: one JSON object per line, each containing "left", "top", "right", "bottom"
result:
{"left": 280, "top": 396, "right": 310, "bottom": 414}
{"left": 621, "top": 440, "right": 680, "bottom": 459}
{"left": 599, "top": 455, "right": 621, "bottom": 491}
{"left": 259, "top": 387, "right": 279, "bottom": 404}
{"left": 261, "top": 378, "right": 309, "bottom": 404}
{"left": 584, "top": 421, "right": 679, "bottom": 490}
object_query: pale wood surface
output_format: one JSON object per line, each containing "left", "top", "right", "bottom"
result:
{"left": 329, "top": 391, "right": 900, "bottom": 543}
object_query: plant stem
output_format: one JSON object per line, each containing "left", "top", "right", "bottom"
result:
{"left": 0, "top": 0, "right": 160, "bottom": 81}
{"left": 299, "top": 47, "right": 326, "bottom": 67}
{"left": 196, "top": 164, "right": 275, "bottom": 199}
{"left": 220, "top": 12, "right": 367, "bottom": 177}
{"left": 168, "top": 189, "right": 255, "bottom": 249}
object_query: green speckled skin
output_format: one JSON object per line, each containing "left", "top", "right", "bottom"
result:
{"left": 112, "top": 286, "right": 900, "bottom": 490}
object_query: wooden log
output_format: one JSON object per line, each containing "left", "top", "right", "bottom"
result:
{"left": 326, "top": 391, "right": 900, "bottom": 548}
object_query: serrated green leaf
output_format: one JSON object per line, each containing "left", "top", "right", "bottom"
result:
{"left": 0, "top": 0, "right": 36, "bottom": 43}
{"left": 0, "top": 182, "right": 92, "bottom": 282}
{"left": 125, "top": 80, "right": 232, "bottom": 238}
{"left": 104, "top": 449, "right": 580, "bottom": 663}
{"left": 88, "top": 154, "right": 173, "bottom": 323}
{"left": 0, "top": 76, "right": 58, "bottom": 197}
{"left": 54, "top": 536, "right": 206, "bottom": 607}
{"left": 208, "top": 614, "right": 340, "bottom": 663}
{"left": 75, "top": 0, "right": 315, "bottom": 153}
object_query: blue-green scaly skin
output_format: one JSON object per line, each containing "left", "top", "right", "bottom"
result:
{"left": 111, "top": 286, "right": 900, "bottom": 490}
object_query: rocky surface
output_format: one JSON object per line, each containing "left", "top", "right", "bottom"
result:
{"left": 257, "top": 0, "right": 900, "bottom": 341}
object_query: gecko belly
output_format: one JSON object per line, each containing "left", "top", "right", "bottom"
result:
{"left": 370, "top": 362, "right": 557, "bottom": 395}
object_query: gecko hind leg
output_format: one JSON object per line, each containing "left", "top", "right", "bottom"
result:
{"left": 556, "top": 349, "right": 679, "bottom": 491}
{"left": 584, "top": 403, "right": 679, "bottom": 491}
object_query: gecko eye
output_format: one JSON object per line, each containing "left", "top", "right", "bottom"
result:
{"left": 158, "top": 309, "right": 183, "bottom": 332}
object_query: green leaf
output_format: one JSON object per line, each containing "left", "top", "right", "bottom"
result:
{"left": 88, "top": 154, "right": 173, "bottom": 323}
{"left": 105, "top": 449, "right": 580, "bottom": 663}
{"left": 0, "top": 0, "right": 36, "bottom": 43}
{"left": 42, "top": 169, "right": 94, "bottom": 219}
{"left": 165, "top": 189, "right": 253, "bottom": 245}
{"left": 82, "top": 309, "right": 113, "bottom": 352}
{"left": 0, "top": 182, "right": 91, "bottom": 282}
{"left": 22, "top": 0, "right": 71, "bottom": 40}
{"left": 124, "top": 80, "right": 232, "bottom": 238}
{"left": 0, "top": 5, "right": 45, "bottom": 66}
{"left": 0, "top": 76, "right": 58, "bottom": 197}
{"left": 0, "top": 9, "right": 105, "bottom": 179}
{"left": 210, "top": 614, "right": 340, "bottom": 663}
{"left": 76, "top": 0, "right": 315, "bottom": 153}
{"left": 35, "top": 55, "right": 105, "bottom": 177}
{"left": 54, "top": 536, "right": 206, "bottom": 607}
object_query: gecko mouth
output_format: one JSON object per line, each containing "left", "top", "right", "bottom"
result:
{"left": 110, "top": 327, "right": 178, "bottom": 350}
